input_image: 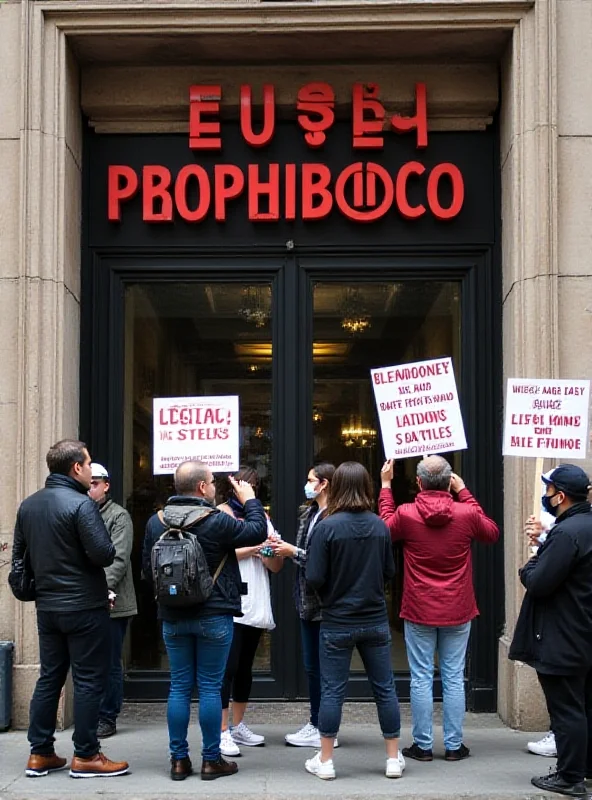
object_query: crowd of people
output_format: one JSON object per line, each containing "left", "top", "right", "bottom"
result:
{"left": 8, "top": 439, "right": 592, "bottom": 797}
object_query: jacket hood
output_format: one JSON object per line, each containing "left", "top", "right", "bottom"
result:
{"left": 162, "top": 496, "right": 216, "bottom": 528}
{"left": 415, "top": 490, "right": 455, "bottom": 527}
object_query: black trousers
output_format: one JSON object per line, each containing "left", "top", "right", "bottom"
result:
{"left": 221, "top": 623, "right": 263, "bottom": 709}
{"left": 29, "top": 608, "right": 110, "bottom": 758}
{"left": 537, "top": 667, "right": 592, "bottom": 784}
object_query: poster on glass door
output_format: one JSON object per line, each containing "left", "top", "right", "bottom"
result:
{"left": 370, "top": 357, "right": 467, "bottom": 459}
{"left": 153, "top": 395, "right": 240, "bottom": 474}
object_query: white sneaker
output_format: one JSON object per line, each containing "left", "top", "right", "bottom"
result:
{"left": 305, "top": 751, "right": 336, "bottom": 780}
{"left": 231, "top": 721, "right": 265, "bottom": 747}
{"left": 386, "top": 752, "right": 406, "bottom": 778}
{"left": 285, "top": 722, "right": 339, "bottom": 748}
{"left": 220, "top": 729, "right": 241, "bottom": 757}
{"left": 527, "top": 732, "right": 556, "bottom": 757}
{"left": 286, "top": 722, "right": 321, "bottom": 748}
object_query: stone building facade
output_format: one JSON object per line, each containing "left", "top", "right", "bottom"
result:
{"left": 0, "top": 0, "right": 591, "bottom": 729}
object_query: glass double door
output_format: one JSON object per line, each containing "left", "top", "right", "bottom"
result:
{"left": 116, "top": 257, "right": 462, "bottom": 700}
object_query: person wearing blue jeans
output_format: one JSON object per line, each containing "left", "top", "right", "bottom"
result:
{"left": 404, "top": 621, "right": 472, "bottom": 753}
{"left": 379, "top": 456, "right": 499, "bottom": 762}
{"left": 306, "top": 461, "right": 403, "bottom": 780}
{"left": 319, "top": 623, "right": 401, "bottom": 745}
{"left": 300, "top": 619, "right": 321, "bottom": 728}
{"left": 142, "top": 461, "right": 267, "bottom": 781}
{"left": 163, "top": 616, "right": 233, "bottom": 761}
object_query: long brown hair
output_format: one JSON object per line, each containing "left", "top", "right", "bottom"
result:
{"left": 326, "top": 461, "right": 373, "bottom": 515}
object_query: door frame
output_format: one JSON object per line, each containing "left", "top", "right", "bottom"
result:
{"left": 295, "top": 250, "right": 503, "bottom": 707}
{"left": 80, "top": 246, "right": 503, "bottom": 709}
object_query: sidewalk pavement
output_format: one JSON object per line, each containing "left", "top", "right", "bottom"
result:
{"left": 0, "top": 704, "right": 574, "bottom": 800}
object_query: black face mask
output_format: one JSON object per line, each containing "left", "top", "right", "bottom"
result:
{"left": 542, "top": 491, "right": 562, "bottom": 517}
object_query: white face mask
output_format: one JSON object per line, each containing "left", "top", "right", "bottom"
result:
{"left": 304, "top": 481, "right": 320, "bottom": 500}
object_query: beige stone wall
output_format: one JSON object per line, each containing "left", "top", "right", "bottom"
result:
{"left": 557, "top": 0, "right": 592, "bottom": 395}
{"left": 0, "top": 0, "right": 83, "bottom": 726}
{"left": 0, "top": 1, "right": 23, "bottom": 645}
{"left": 498, "top": 0, "right": 592, "bottom": 731}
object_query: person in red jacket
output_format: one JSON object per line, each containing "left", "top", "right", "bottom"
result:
{"left": 378, "top": 455, "right": 499, "bottom": 763}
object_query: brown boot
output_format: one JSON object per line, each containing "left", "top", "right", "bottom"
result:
{"left": 70, "top": 751, "right": 129, "bottom": 778}
{"left": 201, "top": 755, "right": 238, "bottom": 780}
{"left": 170, "top": 756, "right": 193, "bottom": 781}
{"left": 26, "top": 753, "right": 67, "bottom": 777}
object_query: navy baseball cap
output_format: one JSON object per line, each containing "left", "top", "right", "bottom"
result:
{"left": 542, "top": 464, "right": 591, "bottom": 499}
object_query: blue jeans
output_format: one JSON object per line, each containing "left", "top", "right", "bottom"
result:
{"left": 300, "top": 619, "right": 321, "bottom": 727}
{"left": 404, "top": 620, "right": 471, "bottom": 751}
{"left": 162, "top": 615, "right": 233, "bottom": 761}
{"left": 318, "top": 623, "right": 400, "bottom": 739}
{"left": 99, "top": 617, "right": 129, "bottom": 725}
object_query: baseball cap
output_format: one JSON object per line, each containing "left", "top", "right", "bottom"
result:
{"left": 90, "top": 462, "right": 109, "bottom": 480}
{"left": 542, "top": 464, "right": 591, "bottom": 499}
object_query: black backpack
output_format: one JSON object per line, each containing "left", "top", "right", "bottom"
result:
{"left": 151, "top": 508, "right": 228, "bottom": 608}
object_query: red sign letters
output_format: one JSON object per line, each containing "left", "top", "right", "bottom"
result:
{"left": 108, "top": 82, "right": 465, "bottom": 225}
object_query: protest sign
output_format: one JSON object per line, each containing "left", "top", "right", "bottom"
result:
{"left": 370, "top": 357, "right": 467, "bottom": 459}
{"left": 503, "top": 378, "right": 590, "bottom": 459}
{"left": 153, "top": 395, "right": 239, "bottom": 474}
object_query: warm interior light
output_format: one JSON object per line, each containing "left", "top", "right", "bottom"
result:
{"left": 234, "top": 342, "right": 351, "bottom": 361}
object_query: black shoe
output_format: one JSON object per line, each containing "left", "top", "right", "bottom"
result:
{"left": 170, "top": 756, "right": 192, "bottom": 781}
{"left": 201, "top": 756, "right": 238, "bottom": 781}
{"left": 531, "top": 772, "right": 587, "bottom": 797}
{"left": 444, "top": 744, "right": 471, "bottom": 761}
{"left": 402, "top": 743, "right": 433, "bottom": 762}
{"left": 96, "top": 720, "right": 116, "bottom": 739}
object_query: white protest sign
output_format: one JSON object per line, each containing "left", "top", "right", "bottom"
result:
{"left": 370, "top": 357, "right": 467, "bottom": 459}
{"left": 153, "top": 395, "right": 239, "bottom": 475}
{"left": 503, "top": 378, "right": 590, "bottom": 459}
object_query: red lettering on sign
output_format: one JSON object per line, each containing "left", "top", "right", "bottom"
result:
{"left": 335, "top": 163, "right": 393, "bottom": 222}
{"left": 189, "top": 85, "right": 222, "bottom": 150}
{"left": 143, "top": 166, "right": 173, "bottom": 222}
{"left": 427, "top": 163, "right": 464, "bottom": 220}
{"left": 352, "top": 83, "right": 385, "bottom": 149}
{"left": 240, "top": 85, "right": 276, "bottom": 148}
{"left": 175, "top": 165, "right": 211, "bottom": 223}
{"left": 391, "top": 83, "right": 428, "bottom": 149}
{"left": 395, "top": 161, "right": 426, "bottom": 220}
{"left": 214, "top": 165, "right": 245, "bottom": 221}
{"left": 108, "top": 166, "right": 139, "bottom": 221}
{"left": 302, "top": 164, "right": 332, "bottom": 220}
{"left": 297, "top": 82, "right": 335, "bottom": 148}
{"left": 248, "top": 163, "right": 280, "bottom": 221}
{"left": 284, "top": 163, "right": 297, "bottom": 221}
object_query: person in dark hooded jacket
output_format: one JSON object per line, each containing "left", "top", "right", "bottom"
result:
{"left": 141, "top": 461, "right": 267, "bottom": 783}
{"left": 509, "top": 464, "right": 592, "bottom": 798}
{"left": 379, "top": 456, "right": 499, "bottom": 763}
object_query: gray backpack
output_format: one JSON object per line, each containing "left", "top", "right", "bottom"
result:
{"left": 151, "top": 508, "right": 227, "bottom": 608}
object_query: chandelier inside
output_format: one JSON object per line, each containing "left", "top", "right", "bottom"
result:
{"left": 238, "top": 286, "right": 271, "bottom": 328}
{"left": 340, "top": 418, "right": 377, "bottom": 448}
{"left": 340, "top": 287, "right": 371, "bottom": 335}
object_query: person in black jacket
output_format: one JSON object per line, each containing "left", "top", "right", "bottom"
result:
{"left": 509, "top": 464, "right": 592, "bottom": 798}
{"left": 11, "top": 440, "right": 129, "bottom": 779}
{"left": 305, "top": 461, "right": 403, "bottom": 781}
{"left": 141, "top": 460, "right": 267, "bottom": 782}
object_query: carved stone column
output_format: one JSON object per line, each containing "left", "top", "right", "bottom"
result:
{"left": 497, "top": 0, "right": 559, "bottom": 730}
